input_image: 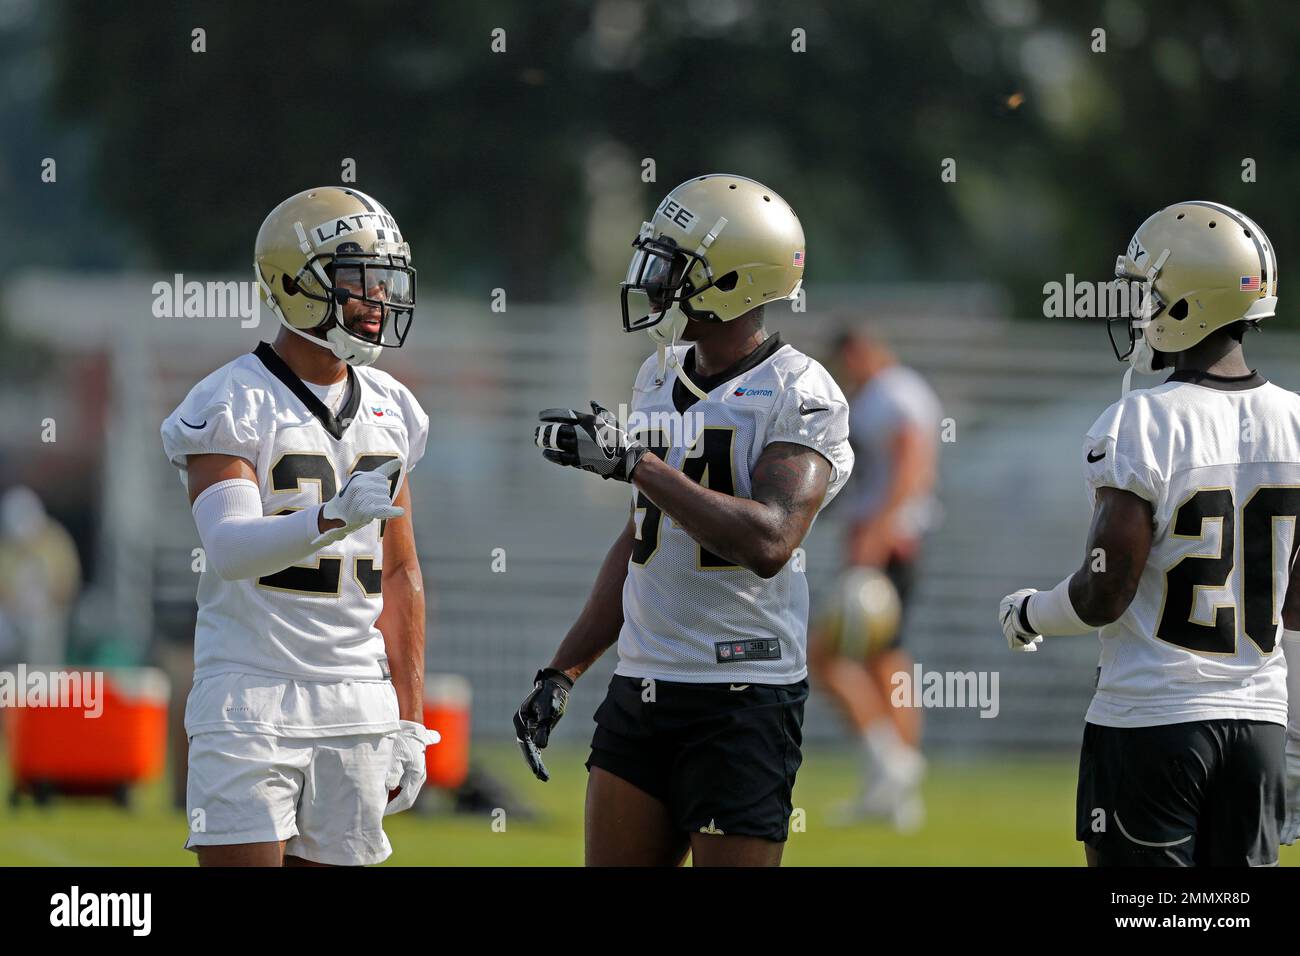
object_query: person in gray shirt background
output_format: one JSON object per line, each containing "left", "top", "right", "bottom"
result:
{"left": 809, "top": 328, "right": 942, "bottom": 830}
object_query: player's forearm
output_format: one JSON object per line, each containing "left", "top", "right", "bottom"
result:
{"left": 631, "top": 454, "right": 792, "bottom": 578}
{"left": 193, "top": 479, "right": 344, "bottom": 581}
{"left": 1029, "top": 559, "right": 1138, "bottom": 631}
{"left": 857, "top": 434, "right": 931, "bottom": 550}
{"left": 549, "top": 522, "right": 635, "bottom": 681}
{"left": 847, "top": 511, "right": 897, "bottom": 562}
{"left": 378, "top": 561, "right": 426, "bottom": 721}
{"left": 1064, "top": 570, "right": 1122, "bottom": 627}
{"left": 883, "top": 426, "right": 936, "bottom": 512}
{"left": 318, "top": 509, "right": 345, "bottom": 533}
{"left": 1056, "top": 487, "right": 1152, "bottom": 628}
{"left": 1064, "top": 540, "right": 1147, "bottom": 627}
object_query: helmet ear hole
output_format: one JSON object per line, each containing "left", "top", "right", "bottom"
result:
{"left": 281, "top": 273, "right": 300, "bottom": 296}
{"left": 714, "top": 271, "right": 739, "bottom": 292}
{"left": 1169, "top": 298, "right": 1189, "bottom": 320}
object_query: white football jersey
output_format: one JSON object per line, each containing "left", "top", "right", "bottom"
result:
{"left": 1082, "top": 370, "right": 1300, "bottom": 729}
{"left": 617, "top": 335, "right": 853, "bottom": 684}
{"left": 161, "top": 343, "right": 428, "bottom": 735}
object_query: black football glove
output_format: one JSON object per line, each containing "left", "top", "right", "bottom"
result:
{"left": 513, "top": 667, "right": 574, "bottom": 782}
{"left": 535, "top": 401, "right": 648, "bottom": 482}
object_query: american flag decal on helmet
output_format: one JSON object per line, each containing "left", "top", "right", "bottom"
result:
{"left": 1241, "top": 275, "right": 1261, "bottom": 292}
{"left": 793, "top": 250, "right": 804, "bottom": 267}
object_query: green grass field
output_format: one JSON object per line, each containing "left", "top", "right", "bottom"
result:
{"left": 3, "top": 744, "right": 1298, "bottom": 866}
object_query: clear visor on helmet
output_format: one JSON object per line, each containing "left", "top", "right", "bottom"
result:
{"left": 328, "top": 260, "right": 416, "bottom": 347}
{"left": 620, "top": 225, "right": 706, "bottom": 332}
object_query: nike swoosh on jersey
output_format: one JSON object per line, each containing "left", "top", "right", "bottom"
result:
{"left": 1087, "top": 450, "right": 1105, "bottom": 462}
{"left": 180, "top": 417, "right": 208, "bottom": 429}
{"left": 799, "top": 400, "right": 828, "bottom": 415}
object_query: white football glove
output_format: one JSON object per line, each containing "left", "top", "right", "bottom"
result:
{"left": 1000, "top": 588, "right": 1044, "bottom": 652}
{"left": 1282, "top": 736, "right": 1300, "bottom": 845}
{"left": 384, "top": 719, "right": 441, "bottom": 817}
{"left": 322, "top": 459, "right": 404, "bottom": 535}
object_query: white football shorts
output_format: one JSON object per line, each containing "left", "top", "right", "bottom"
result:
{"left": 185, "top": 730, "right": 395, "bottom": 866}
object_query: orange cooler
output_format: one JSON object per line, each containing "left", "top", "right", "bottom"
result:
{"left": 3, "top": 667, "right": 170, "bottom": 790}
{"left": 421, "top": 673, "right": 471, "bottom": 790}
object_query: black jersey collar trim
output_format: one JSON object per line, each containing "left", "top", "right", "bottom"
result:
{"left": 673, "top": 333, "right": 784, "bottom": 413}
{"left": 253, "top": 341, "right": 360, "bottom": 440}
{"left": 1165, "top": 368, "right": 1267, "bottom": 392}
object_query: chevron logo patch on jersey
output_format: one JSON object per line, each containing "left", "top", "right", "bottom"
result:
{"left": 729, "top": 384, "right": 776, "bottom": 404}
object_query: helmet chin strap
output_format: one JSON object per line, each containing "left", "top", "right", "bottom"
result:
{"left": 324, "top": 323, "right": 382, "bottom": 367}
{"left": 256, "top": 260, "right": 382, "bottom": 368}
{"left": 644, "top": 217, "right": 730, "bottom": 403}
{"left": 648, "top": 306, "right": 710, "bottom": 401}
{"left": 1118, "top": 248, "right": 1172, "bottom": 396}
{"left": 1122, "top": 336, "right": 1161, "bottom": 396}
{"left": 279, "top": 314, "right": 382, "bottom": 367}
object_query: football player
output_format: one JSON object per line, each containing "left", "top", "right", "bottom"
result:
{"left": 515, "top": 175, "right": 854, "bottom": 867}
{"left": 999, "top": 201, "right": 1296, "bottom": 866}
{"left": 809, "top": 330, "right": 941, "bottom": 830}
{"left": 160, "top": 187, "right": 438, "bottom": 867}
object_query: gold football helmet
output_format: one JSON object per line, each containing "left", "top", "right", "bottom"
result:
{"left": 1111, "top": 201, "right": 1277, "bottom": 376}
{"left": 622, "top": 174, "right": 805, "bottom": 398}
{"left": 254, "top": 187, "right": 415, "bottom": 367}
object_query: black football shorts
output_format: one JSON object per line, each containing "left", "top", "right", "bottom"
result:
{"left": 587, "top": 674, "right": 808, "bottom": 843}
{"left": 1076, "top": 719, "right": 1284, "bottom": 866}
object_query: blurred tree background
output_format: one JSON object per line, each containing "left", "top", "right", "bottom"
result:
{"left": 1, "top": 0, "right": 1296, "bottom": 316}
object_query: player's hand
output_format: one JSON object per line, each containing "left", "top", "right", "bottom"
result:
{"left": 322, "top": 459, "right": 404, "bottom": 533}
{"left": 1000, "top": 588, "right": 1044, "bottom": 652}
{"left": 384, "top": 719, "right": 441, "bottom": 816}
{"left": 513, "top": 667, "right": 574, "bottom": 782}
{"left": 535, "top": 402, "right": 648, "bottom": 482}
{"left": 1283, "top": 737, "right": 1300, "bottom": 845}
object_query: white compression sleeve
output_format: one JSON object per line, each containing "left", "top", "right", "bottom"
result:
{"left": 1025, "top": 576, "right": 1094, "bottom": 636}
{"left": 192, "top": 478, "right": 345, "bottom": 581}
